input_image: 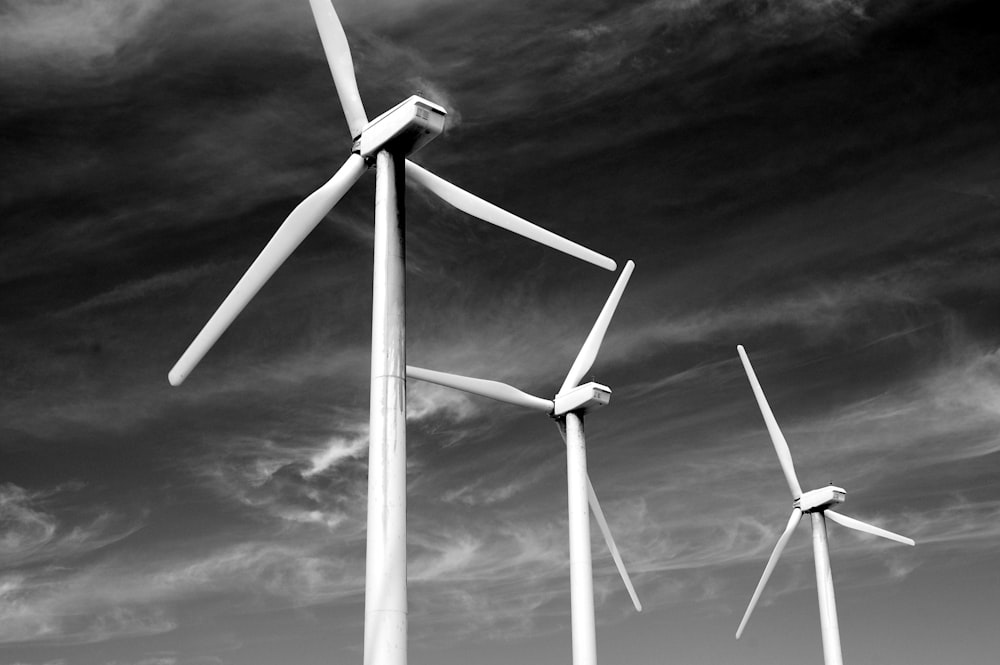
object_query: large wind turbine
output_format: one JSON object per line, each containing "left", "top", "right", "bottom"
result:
{"left": 735, "top": 345, "right": 915, "bottom": 665}
{"left": 408, "top": 260, "right": 640, "bottom": 665}
{"left": 168, "top": 3, "right": 616, "bottom": 665}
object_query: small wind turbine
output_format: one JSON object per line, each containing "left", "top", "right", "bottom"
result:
{"left": 168, "top": 3, "right": 616, "bottom": 665}
{"left": 408, "top": 260, "right": 640, "bottom": 665}
{"left": 735, "top": 345, "right": 915, "bottom": 665}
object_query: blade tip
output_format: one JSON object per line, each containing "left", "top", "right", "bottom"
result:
{"left": 168, "top": 367, "right": 187, "bottom": 387}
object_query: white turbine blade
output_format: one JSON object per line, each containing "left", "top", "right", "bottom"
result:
{"left": 588, "top": 474, "right": 643, "bottom": 611}
{"left": 553, "top": 422, "right": 642, "bottom": 612}
{"left": 407, "top": 365, "right": 553, "bottom": 413}
{"left": 169, "top": 154, "right": 367, "bottom": 386}
{"left": 559, "top": 261, "right": 635, "bottom": 393}
{"left": 826, "top": 510, "right": 915, "bottom": 546}
{"left": 307, "top": 0, "right": 368, "bottom": 138}
{"left": 736, "top": 508, "right": 802, "bottom": 639}
{"left": 736, "top": 345, "right": 803, "bottom": 499}
{"left": 404, "top": 160, "right": 616, "bottom": 272}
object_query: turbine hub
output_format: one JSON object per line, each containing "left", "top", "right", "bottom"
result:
{"left": 553, "top": 381, "right": 611, "bottom": 416}
{"left": 795, "top": 485, "right": 846, "bottom": 513}
{"left": 358, "top": 95, "right": 446, "bottom": 158}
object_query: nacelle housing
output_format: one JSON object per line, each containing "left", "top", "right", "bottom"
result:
{"left": 795, "top": 486, "right": 847, "bottom": 513}
{"left": 553, "top": 382, "right": 611, "bottom": 416}
{"left": 358, "top": 95, "right": 446, "bottom": 158}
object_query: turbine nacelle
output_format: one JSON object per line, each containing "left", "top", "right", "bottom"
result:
{"left": 358, "top": 95, "right": 446, "bottom": 158}
{"left": 795, "top": 486, "right": 847, "bottom": 513}
{"left": 553, "top": 381, "right": 611, "bottom": 417}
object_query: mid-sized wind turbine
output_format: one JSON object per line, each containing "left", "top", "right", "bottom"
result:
{"left": 735, "top": 345, "right": 915, "bottom": 665}
{"left": 407, "top": 260, "right": 640, "bottom": 665}
{"left": 168, "top": 3, "right": 616, "bottom": 665}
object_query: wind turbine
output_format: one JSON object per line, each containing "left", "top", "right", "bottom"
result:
{"left": 407, "top": 260, "right": 641, "bottom": 665}
{"left": 167, "top": 2, "right": 617, "bottom": 665}
{"left": 734, "top": 345, "right": 915, "bottom": 665}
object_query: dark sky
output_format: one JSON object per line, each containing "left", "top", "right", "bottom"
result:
{"left": 2, "top": 1, "right": 1000, "bottom": 664}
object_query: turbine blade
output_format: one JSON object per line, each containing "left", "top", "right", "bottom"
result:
{"left": 307, "top": 0, "right": 368, "bottom": 138}
{"left": 588, "top": 474, "right": 643, "bottom": 611}
{"left": 736, "top": 508, "right": 802, "bottom": 639}
{"left": 736, "top": 345, "right": 803, "bottom": 499}
{"left": 404, "top": 160, "right": 616, "bottom": 272}
{"left": 559, "top": 261, "right": 635, "bottom": 393}
{"left": 169, "top": 154, "right": 367, "bottom": 386}
{"left": 407, "top": 365, "right": 553, "bottom": 413}
{"left": 553, "top": 422, "right": 642, "bottom": 612}
{"left": 826, "top": 510, "right": 915, "bottom": 546}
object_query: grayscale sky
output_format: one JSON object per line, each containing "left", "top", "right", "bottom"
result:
{"left": 2, "top": 1, "right": 999, "bottom": 664}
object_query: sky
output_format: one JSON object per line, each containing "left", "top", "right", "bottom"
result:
{"left": 2, "top": 0, "right": 999, "bottom": 664}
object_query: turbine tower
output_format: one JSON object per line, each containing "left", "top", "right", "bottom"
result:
{"left": 168, "top": 3, "right": 616, "bottom": 665}
{"left": 408, "top": 260, "right": 641, "bottom": 665}
{"left": 735, "top": 345, "right": 915, "bottom": 665}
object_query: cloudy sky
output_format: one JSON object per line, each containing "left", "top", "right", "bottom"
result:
{"left": 2, "top": 0, "right": 999, "bottom": 664}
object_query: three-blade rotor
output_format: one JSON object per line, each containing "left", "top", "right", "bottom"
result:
{"left": 734, "top": 345, "right": 916, "bottom": 639}
{"left": 406, "top": 260, "right": 640, "bottom": 609}
{"left": 169, "top": 0, "right": 617, "bottom": 385}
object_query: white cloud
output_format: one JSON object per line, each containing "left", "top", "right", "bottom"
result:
{"left": 305, "top": 432, "right": 369, "bottom": 477}
{"left": 407, "top": 382, "right": 480, "bottom": 423}
{"left": 193, "top": 420, "right": 372, "bottom": 543}
{"left": 57, "top": 264, "right": 219, "bottom": 315}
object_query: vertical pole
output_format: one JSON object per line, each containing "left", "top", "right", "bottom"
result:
{"left": 564, "top": 412, "right": 597, "bottom": 665}
{"left": 365, "top": 149, "right": 407, "bottom": 665}
{"left": 811, "top": 512, "right": 844, "bottom": 665}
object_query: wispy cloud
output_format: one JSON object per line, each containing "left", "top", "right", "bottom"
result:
{"left": 196, "top": 424, "right": 370, "bottom": 537}
{"left": 407, "top": 383, "right": 480, "bottom": 425}
{"left": 777, "top": 343, "right": 1000, "bottom": 473}
{"left": 406, "top": 518, "right": 570, "bottom": 641}
{"left": 304, "top": 431, "right": 369, "bottom": 477}
{"left": 0, "top": 535, "right": 366, "bottom": 646}
{"left": 0, "top": 572, "right": 178, "bottom": 646}
{"left": 0, "top": 483, "right": 141, "bottom": 567}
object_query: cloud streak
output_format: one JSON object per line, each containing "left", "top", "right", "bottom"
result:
{"left": 0, "top": 483, "right": 141, "bottom": 568}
